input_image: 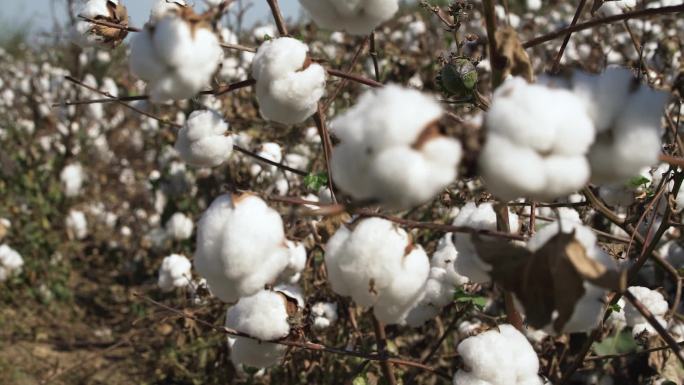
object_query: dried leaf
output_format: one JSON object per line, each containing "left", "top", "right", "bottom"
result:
{"left": 495, "top": 27, "right": 534, "bottom": 82}
{"left": 473, "top": 230, "right": 624, "bottom": 332}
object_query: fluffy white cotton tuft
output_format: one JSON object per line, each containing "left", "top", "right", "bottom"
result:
{"left": 299, "top": 0, "right": 399, "bottom": 35}
{"left": 479, "top": 77, "right": 596, "bottom": 200}
{"left": 150, "top": 0, "right": 187, "bottom": 21}
{"left": 129, "top": 14, "right": 222, "bottom": 102}
{"left": 611, "top": 286, "right": 668, "bottom": 337}
{"left": 165, "top": 212, "right": 194, "bottom": 241}
{"left": 312, "top": 301, "right": 338, "bottom": 330}
{"left": 331, "top": 85, "right": 462, "bottom": 209}
{"left": 71, "top": 0, "right": 128, "bottom": 48}
{"left": 66, "top": 210, "right": 89, "bottom": 240}
{"left": 251, "top": 37, "right": 327, "bottom": 125}
{"left": 60, "top": 163, "right": 85, "bottom": 198}
{"left": 225, "top": 289, "right": 292, "bottom": 368}
{"left": 452, "top": 202, "right": 519, "bottom": 284}
{"left": 325, "top": 218, "right": 430, "bottom": 324}
{"left": 0, "top": 244, "right": 24, "bottom": 282}
{"left": 194, "top": 194, "right": 291, "bottom": 303}
{"left": 158, "top": 254, "right": 192, "bottom": 291}
{"left": 278, "top": 241, "right": 307, "bottom": 284}
{"left": 175, "top": 110, "right": 234, "bottom": 167}
{"left": 453, "top": 324, "right": 543, "bottom": 385}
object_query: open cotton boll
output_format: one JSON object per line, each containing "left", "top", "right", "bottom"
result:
{"left": 71, "top": 0, "right": 129, "bottom": 48}
{"left": 452, "top": 202, "right": 519, "bottom": 284}
{"left": 129, "top": 14, "right": 222, "bottom": 102}
{"left": 150, "top": 0, "right": 188, "bottom": 21}
{"left": 277, "top": 241, "right": 307, "bottom": 284}
{"left": 331, "top": 85, "right": 462, "bottom": 209}
{"left": 406, "top": 234, "right": 470, "bottom": 327}
{"left": 480, "top": 77, "right": 595, "bottom": 201}
{"left": 158, "top": 254, "right": 192, "bottom": 292}
{"left": 312, "top": 302, "right": 338, "bottom": 330}
{"left": 225, "top": 290, "right": 292, "bottom": 368}
{"left": 597, "top": 0, "right": 636, "bottom": 16}
{"left": 453, "top": 324, "right": 543, "bottom": 385}
{"left": 0, "top": 244, "right": 24, "bottom": 282}
{"left": 299, "top": 0, "right": 399, "bottom": 35}
{"left": 60, "top": 163, "right": 85, "bottom": 198}
{"left": 175, "top": 110, "right": 234, "bottom": 167}
{"left": 623, "top": 286, "right": 668, "bottom": 336}
{"left": 325, "top": 218, "right": 430, "bottom": 324}
{"left": 527, "top": 220, "right": 616, "bottom": 333}
{"left": 66, "top": 210, "right": 89, "bottom": 240}
{"left": 194, "top": 194, "right": 291, "bottom": 303}
{"left": 165, "top": 212, "right": 194, "bottom": 241}
{"left": 251, "top": 37, "right": 327, "bottom": 125}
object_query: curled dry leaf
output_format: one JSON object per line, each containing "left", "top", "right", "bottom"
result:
{"left": 495, "top": 27, "right": 534, "bottom": 82}
{"left": 90, "top": 1, "right": 129, "bottom": 48}
{"left": 473, "top": 230, "right": 626, "bottom": 332}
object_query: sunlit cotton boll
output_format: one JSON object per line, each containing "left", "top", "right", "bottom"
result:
{"left": 71, "top": 0, "right": 128, "bottom": 48}
{"left": 299, "top": 0, "right": 399, "bottom": 35}
{"left": 0, "top": 244, "right": 24, "bottom": 282}
{"left": 620, "top": 286, "right": 668, "bottom": 337}
{"left": 251, "top": 37, "right": 327, "bottom": 125}
{"left": 331, "top": 85, "right": 462, "bottom": 209}
{"left": 225, "top": 289, "right": 292, "bottom": 368}
{"left": 312, "top": 302, "right": 338, "bottom": 330}
{"left": 479, "top": 77, "right": 596, "bottom": 201}
{"left": 194, "top": 194, "right": 291, "bottom": 303}
{"left": 452, "top": 202, "right": 520, "bottom": 284}
{"left": 129, "top": 13, "right": 222, "bottom": 102}
{"left": 149, "top": 0, "right": 187, "bottom": 21}
{"left": 165, "top": 212, "right": 194, "bottom": 241}
{"left": 325, "top": 218, "right": 430, "bottom": 324}
{"left": 66, "top": 210, "right": 89, "bottom": 240}
{"left": 60, "top": 163, "right": 85, "bottom": 198}
{"left": 175, "top": 110, "right": 234, "bottom": 167}
{"left": 453, "top": 324, "right": 543, "bottom": 385}
{"left": 158, "top": 254, "right": 192, "bottom": 292}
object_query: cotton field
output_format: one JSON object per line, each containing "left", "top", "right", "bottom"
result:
{"left": 1, "top": 0, "right": 683, "bottom": 384}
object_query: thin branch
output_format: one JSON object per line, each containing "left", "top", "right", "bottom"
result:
{"left": 482, "top": 0, "right": 505, "bottom": 88}
{"left": 550, "top": 0, "right": 587, "bottom": 73}
{"left": 266, "top": 0, "right": 289, "bottom": 36}
{"left": 372, "top": 314, "right": 398, "bottom": 385}
{"left": 523, "top": 4, "right": 684, "bottom": 48}
{"left": 233, "top": 145, "right": 308, "bottom": 176}
{"left": 78, "top": 15, "right": 140, "bottom": 32}
{"left": 313, "top": 104, "right": 338, "bottom": 203}
{"left": 369, "top": 32, "right": 381, "bottom": 82}
{"left": 220, "top": 42, "right": 257, "bottom": 53}
{"left": 327, "top": 68, "right": 384, "bottom": 88}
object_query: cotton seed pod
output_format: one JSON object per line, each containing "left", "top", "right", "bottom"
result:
{"left": 73, "top": 0, "right": 130, "bottom": 48}
{"left": 439, "top": 57, "right": 478, "bottom": 97}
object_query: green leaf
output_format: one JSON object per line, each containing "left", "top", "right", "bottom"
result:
{"left": 454, "top": 288, "right": 487, "bottom": 310}
{"left": 592, "top": 329, "right": 639, "bottom": 356}
{"left": 304, "top": 172, "right": 328, "bottom": 191}
{"left": 608, "top": 303, "right": 622, "bottom": 313}
{"left": 628, "top": 175, "right": 650, "bottom": 188}
{"left": 352, "top": 376, "right": 367, "bottom": 385}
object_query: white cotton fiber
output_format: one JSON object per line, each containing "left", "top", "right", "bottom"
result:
{"left": 158, "top": 254, "right": 192, "bottom": 291}
{"left": 175, "top": 110, "right": 234, "bottom": 167}
{"left": 299, "top": 0, "right": 399, "bottom": 35}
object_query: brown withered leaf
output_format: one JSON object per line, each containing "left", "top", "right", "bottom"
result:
{"left": 649, "top": 346, "right": 684, "bottom": 384}
{"left": 473, "top": 230, "right": 625, "bottom": 333}
{"left": 495, "top": 27, "right": 534, "bottom": 82}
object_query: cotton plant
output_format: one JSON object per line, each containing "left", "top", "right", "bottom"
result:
{"left": 175, "top": 110, "right": 235, "bottom": 168}
{"left": 299, "top": 0, "right": 399, "bottom": 35}
{"left": 452, "top": 324, "right": 544, "bottom": 385}
{"left": 325, "top": 218, "right": 430, "bottom": 324}
{"left": 70, "top": 0, "right": 129, "bottom": 48}
{"left": 226, "top": 287, "right": 302, "bottom": 368}
{"left": 331, "top": 85, "right": 463, "bottom": 209}
{"left": 194, "top": 194, "right": 296, "bottom": 303}
{"left": 479, "top": 77, "right": 596, "bottom": 201}
{"left": 251, "top": 37, "right": 327, "bottom": 125}
{"left": 158, "top": 254, "right": 192, "bottom": 292}
{"left": 0, "top": 244, "right": 24, "bottom": 282}
{"left": 129, "top": 6, "right": 222, "bottom": 102}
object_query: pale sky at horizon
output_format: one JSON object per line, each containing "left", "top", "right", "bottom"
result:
{"left": 1, "top": 0, "right": 302, "bottom": 36}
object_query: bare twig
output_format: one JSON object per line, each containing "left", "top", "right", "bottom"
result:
{"left": 550, "top": 0, "right": 587, "bottom": 73}
{"left": 266, "top": 0, "right": 289, "bottom": 36}
{"left": 372, "top": 314, "right": 397, "bottom": 385}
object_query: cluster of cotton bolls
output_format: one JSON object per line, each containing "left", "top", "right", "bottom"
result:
{"left": 609, "top": 286, "right": 669, "bottom": 338}
{"left": 453, "top": 324, "right": 544, "bottom": 385}
{"left": 325, "top": 217, "right": 430, "bottom": 324}
{"left": 331, "top": 85, "right": 463, "bottom": 209}
{"left": 481, "top": 68, "right": 668, "bottom": 201}
{"left": 251, "top": 37, "right": 327, "bottom": 125}
{"left": 129, "top": 0, "right": 223, "bottom": 102}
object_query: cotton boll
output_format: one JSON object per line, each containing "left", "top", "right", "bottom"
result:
{"left": 225, "top": 289, "right": 292, "bottom": 368}
{"left": 71, "top": 0, "right": 129, "bottom": 48}
{"left": 175, "top": 110, "right": 234, "bottom": 167}
{"left": 0, "top": 244, "right": 24, "bottom": 282}
{"left": 278, "top": 241, "right": 307, "bottom": 284}
{"left": 452, "top": 202, "right": 519, "bottom": 284}
{"left": 165, "top": 212, "right": 194, "bottom": 241}
{"left": 60, "top": 163, "right": 85, "bottom": 198}
{"left": 480, "top": 77, "right": 595, "bottom": 201}
{"left": 251, "top": 37, "right": 327, "bottom": 125}
{"left": 325, "top": 218, "right": 430, "bottom": 324}
{"left": 300, "top": 0, "right": 399, "bottom": 35}
{"left": 312, "top": 301, "right": 338, "bottom": 330}
{"left": 526, "top": 0, "right": 542, "bottom": 10}
{"left": 622, "top": 286, "right": 668, "bottom": 336}
{"left": 150, "top": 0, "right": 187, "bottom": 21}
{"left": 66, "top": 210, "right": 89, "bottom": 240}
{"left": 194, "top": 194, "right": 291, "bottom": 303}
{"left": 331, "top": 85, "right": 462, "bottom": 209}
{"left": 453, "top": 324, "right": 543, "bottom": 385}
{"left": 129, "top": 14, "right": 222, "bottom": 102}
{"left": 158, "top": 254, "right": 192, "bottom": 291}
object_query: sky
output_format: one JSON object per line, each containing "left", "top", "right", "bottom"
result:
{"left": 2, "top": 0, "right": 303, "bottom": 35}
